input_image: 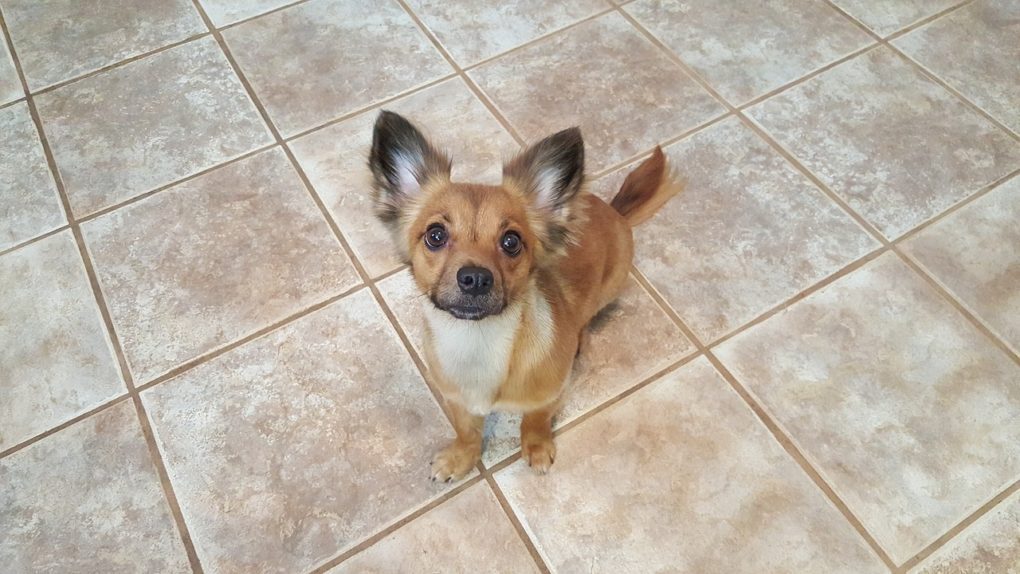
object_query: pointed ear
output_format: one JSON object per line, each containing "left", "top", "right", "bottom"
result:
{"left": 368, "top": 110, "right": 451, "bottom": 224}
{"left": 503, "top": 127, "right": 586, "bottom": 255}
{"left": 503, "top": 127, "right": 585, "bottom": 212}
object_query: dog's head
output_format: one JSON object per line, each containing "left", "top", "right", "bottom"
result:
{"left": 368, "top": 111, "right": 586, "bottom": 321}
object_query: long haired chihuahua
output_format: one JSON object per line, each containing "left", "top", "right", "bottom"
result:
{"left": 368, "top": 111, "right": 681, "bottom": 480}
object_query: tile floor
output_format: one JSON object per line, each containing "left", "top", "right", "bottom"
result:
{"left": 0, "top": 1, "right": 1017, "bottom": 573}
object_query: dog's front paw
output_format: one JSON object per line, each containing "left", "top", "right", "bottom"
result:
{"left": 430, "top": 442, "right": 479, "bottom": 482}
{"left": 522, "top": 437, "right": 556, "bottom": 474}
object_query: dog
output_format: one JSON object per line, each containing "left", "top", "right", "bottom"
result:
{"left": 368, "top": 111, "right": 681, "bottom": 480}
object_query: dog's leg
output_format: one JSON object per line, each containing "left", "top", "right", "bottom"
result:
{"left": 430, "top": 400, "right": 483, "bottom": 482}
{"left": 521, "top": 401, "right": 559, "bottom": 474}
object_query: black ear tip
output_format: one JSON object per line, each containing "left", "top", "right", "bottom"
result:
{"left": 374, "top": 110, "right": 411, "bottom": 132}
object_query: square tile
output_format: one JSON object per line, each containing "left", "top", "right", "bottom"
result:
{"left": 35, "top": 37, "right": 272, "bottom": 217}
{"left": 331, "top": 482, "right": 539, "bottom": 573}
{"left": 748, "top": 47, "right": 1020, "bottom": 239}
{"left": 2, "top": 0, "right": 205, "bottom": 90}
{"left": 199, "top": 0, "right": 295, "bottom": 27}
{"left": 715, "top": 252, "right": 1020, "bottom": 563}
{"left": 621, "top": 117, "right": 877, "bottom": 343}
{"left": 895, "top": 1, "right": 1020, "bottom": 134}
{"left": 223, "top": 0, "right": 451, "bottom": 136}
{"left": 407, "top": 0, "right": 608, "bottom": 66}
{"left": 469, "top": 12, "right": 723, "bottom": 172}
{"left": 495, "top": 357, "right": 887, "bottom": 573}
{"left": 0, "top": 231, "right": 123, "bottom": 451}
{"left": 291, "top": 77, "right": 519, "bottom": 277}
{"left": 830, "top": 0, "right": 961, "bottom": 36}
{"left": 378, "top": 269, "right": 695, "bottom": 465}
{"left": 142, "top": 290, "right": 455, "bottom": 574}
{"left": 902, "top": 177, "right": 1020, "bottom": 354}
{"left": 913, "top": 489, "right": 1020, "bottom": 574}
{"left": 626, "top": 0, "right": 871, "bottom": 104}
{"left": 0, "top": 401, "right": 190, "bottom": 572}
{"left": 0, "top": 34, "right": 21, "bottom": 104}
{"left": 82, "top": 148, "right": 358, "bottom": 383}
{"left": 0, "top": 102, "right": 63, "bottom": 251}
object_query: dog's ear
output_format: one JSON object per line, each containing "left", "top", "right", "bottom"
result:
{"left": 368, "top": 111, "right": 451, "bottom": 224}
{"left": 503, "top": 127, "right": 586, "bottom": 254}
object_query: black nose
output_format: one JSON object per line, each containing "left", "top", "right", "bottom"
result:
{"left": 457, "top": 266, "right": 494, "bottom": 296}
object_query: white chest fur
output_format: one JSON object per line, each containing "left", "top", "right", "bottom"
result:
{"left": 423, "top": 289, "right": 553, "bottom": 416}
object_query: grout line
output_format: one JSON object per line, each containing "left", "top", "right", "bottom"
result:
{"left": 215, "top": 0, "right": 314, "bottom": 31}
{"left": 483, "top": 474, "right": 553, "bottom": 574}
{"left": 881, "top": 0, "right": 974, "bottom": 43}
{"left": 29, "top": 32, "right": 211, "bottom": 97}
{"left": 0, "top": 8, "right": 205, "bottom": 572}
{"left": 898, "top": 478, "right": 1020, "bottom": 572}
{"left": 394, "top": 0, "right": 527, "bottom": 146}
{"left": 0, "top": 395, "right": 132, "bottom": 459}
{"left": 0, "top": 95, "right": 26, "bottom": 110}
{"left": 0, "top": 224, "right": 70, "bottom": 258}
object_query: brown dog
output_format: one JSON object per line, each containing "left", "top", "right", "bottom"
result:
{"left": 368, "top": 111, "right": 681, "bottom": 480}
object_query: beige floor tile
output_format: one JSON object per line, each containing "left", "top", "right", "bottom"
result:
{"left": 715, "top": 252, "right": 1020, "bottom": 563}
{"left": 0, "top": 231, "right": 123, "bottom": 451}
{"left": 495, "top": 357, "right": 887, "bottom": 573}
{"left": 331, "top": 482, "right": 540, "bottom": 573}
{"left": 407, "top": 0, "right": 608, "bottom": 66}
{"left": 0, "top": 102, "right": 63, "bottom": 251}
{"left": 469, "top": 12, "right": 723, "bottom": 173}
{"left": 82, "top": 148, "right": 358, "bottom": 383}
{"left": 0, "top": 401, "right": 190, "bottom": 573}
{"left": 913, "top": 489, "right": 1020, "bottom": 574}
{"left": 291, "top": 77, "right": 519, "bottom": 278}
{"left": 378, "top": 269, "right": 697, "bottom": 465}
{"left": 199, "top": 0, "right": 295, "bottom": 27}
{"left": 902, "top": 177, "right": 1020, "bottom": 354}
{"left": 748, "top": 47, "right": 1020, "bottom": 239}
{"left": 0, "top": 35, "right": 21, "bottom": 104}
{"left": 142, "top": 290, "right": 455, "bottom": 574}
{"left": 895, "top": 1, "right": 1020, "bottom": 135}
{"left": 830, "top": 0, "right": 961, "bottom": 36}
{"left": 223, "top": 0, "right": 450, "bottom": 136}
{"left": 626, "top": 0, "right": 871, "bottom": 105}
{"left": 631, "top": 117, "right": 877, "bottom": 343}
{"left": 1, "top": 0, "right": 204, "bottom": 90}
{"left": 35, "top": 37, "right": 272, "bottom": 217}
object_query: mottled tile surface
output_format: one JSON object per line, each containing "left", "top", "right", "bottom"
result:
{"left": 0, "top": 102, "right": 63, "bottom": 251}
{"left": 143, "top": 291, "right": 454, "bottom": 574}
{"left": 496, "top": 357, "right": 887, "bottom": 573}
{"left": 470, "top": 12, "right": 723, "bottom": 172}
{"left": 35, "top": 37, "right": 271, "bottom": 217}
{"left": 895, "top": 1, "right": 1020, "bottom": 134}
{"left": 291, "top": 77, "right": 519, "bottom": 277}
{"left": 914, "top": 489, "right": 1020, "bottom": 574}
{"left": 331, "top": 483, "right": 539, "bottom": 573}
{"left": 379, "top": 269, "right": 696, "bottom": 465}
{"left": 199, "top": 0, "right": 295, "bottom": 26}
{"left": 715, "top": 253, "right": 1020, "bottom": 563}
{"left": 0, "top": 36, "right": 21, "bottom": 104}
{"left": 83, "top": 148, "right": 358, "bottom": 383}
{"left": 1, "top": 0, "right": 204, "bottom": 90}
{"left": 830, "top": 0, "right": 961, "bottom": 36}
{"left": 408, "top": 0, "right": 608, "bottom": 66}
{"left": 903, "top": 177, "right": 1020, "bottom": 354}
{"left": 0, "top": 401, "right": 190, "bottom": 573}
{"left": 627, "top": 0, "right": 871, "bottom": 104}
{"left": 0, "top": 231, "right": 123, "bottom": 450}
{"left": 223, "top": 0, "right": 450, "bottom": 136}
{"left": 632, "top": 117, "right": 877, "bottom": 342}
{"left": 749, "top": 47, "right": 1020, "bottom": 238}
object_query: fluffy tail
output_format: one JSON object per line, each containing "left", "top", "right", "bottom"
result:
{"left": 609, "top": 146, "right": 683, "bottom": 227}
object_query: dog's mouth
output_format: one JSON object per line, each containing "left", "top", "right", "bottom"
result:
{"left": 445, "top": 305, "right": 491, "bottom": 321}
{"left": 431, "top": 295, "right": 506, "bottom": 321}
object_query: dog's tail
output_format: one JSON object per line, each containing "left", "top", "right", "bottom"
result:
{"left": 609, "top": 146, "right": 683, "bottom": 227}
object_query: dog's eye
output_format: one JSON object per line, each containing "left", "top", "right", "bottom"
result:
{"left": 424, "top": 224, "right": 448, "bottom": 250}
{"left": 501, "top": 231, "right": 522, "bottom": 257}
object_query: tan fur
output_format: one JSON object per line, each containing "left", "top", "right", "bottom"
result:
{"left": 368, "top": 113, "right": 681, "bottom": 479}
